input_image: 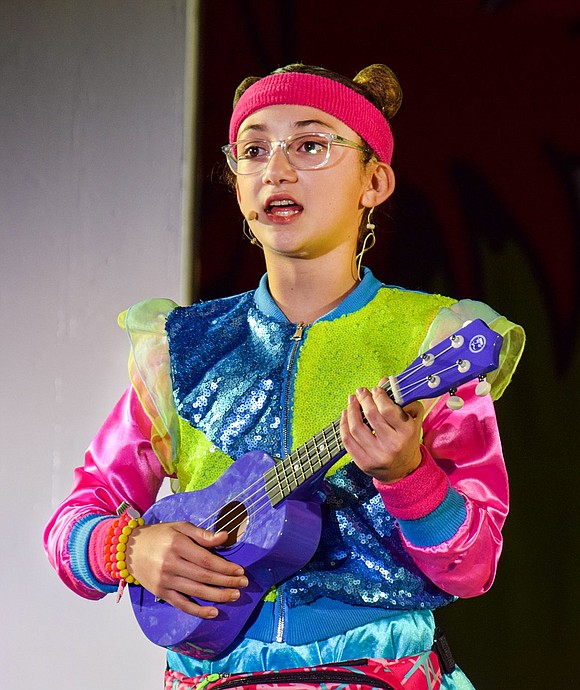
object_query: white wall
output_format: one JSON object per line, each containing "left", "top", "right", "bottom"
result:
{"left": 0, "top": 1, "right": 190, "bottom": 686}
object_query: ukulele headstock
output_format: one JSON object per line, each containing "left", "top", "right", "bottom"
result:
{"left": 388, "top": 319, "right": 503, "bottom": 409}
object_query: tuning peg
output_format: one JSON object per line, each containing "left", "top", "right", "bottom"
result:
{"left": 475, "top": 376, "right": 492, "bottom": 397}
{"left": 446, "top": 389, "right": 464, "bottom": 410}
{"left": 457, "top": 359, "right": 471, "bottom": 373}
{"left": 450, "top": 334, "right": 464, "bottom": 349}
{"left": 427, "top": 374, "right": 441, "bottom": 389}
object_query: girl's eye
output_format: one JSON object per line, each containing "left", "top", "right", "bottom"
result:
{"left": 239, "top": 142, "right": 268, "bottom": 160}
{"left": 298, "top": 138, "right": 326, "bottom": 155}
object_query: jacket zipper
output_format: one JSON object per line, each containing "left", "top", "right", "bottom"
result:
{"left": 275, "top": 586, "right": 285, "bottom": 643}
{"left": 276, "top": 321, "right": 307, "bottom": 644}
{"left": 283, "top": 321, "right": 307, "bottom": 456}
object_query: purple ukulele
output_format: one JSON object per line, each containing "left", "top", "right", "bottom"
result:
{"left": 129, "top": 319, "right": 503, "bottom": 659}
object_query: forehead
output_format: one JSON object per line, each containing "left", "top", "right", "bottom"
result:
{"left": 237, "top": 104, "right": 359, "bottom": 140}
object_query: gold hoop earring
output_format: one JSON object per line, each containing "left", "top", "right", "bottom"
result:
{"left": 356, "top": 208, "right": 376, "bottom": 280}
{"left": 242, "top": 218, "right": 262, "bottom": 248}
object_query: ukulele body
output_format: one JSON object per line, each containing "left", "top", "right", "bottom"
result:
{"left": 129, "top": 450, "right": 323, "bottom": 659}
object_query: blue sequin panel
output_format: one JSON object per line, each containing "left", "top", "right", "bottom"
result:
{"left": 284, "top": 462, "right": 454, "bottom": 610}
{"left": 167, "top": 294, "right": 296, "bottom": 461}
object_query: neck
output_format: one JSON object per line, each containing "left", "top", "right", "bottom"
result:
{"left": 264, "top": 253, "right": 360, "bottom": 324}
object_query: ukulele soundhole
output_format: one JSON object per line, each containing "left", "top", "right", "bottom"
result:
{"left": 215, "top": 501, "right": 249, "bottom": 548}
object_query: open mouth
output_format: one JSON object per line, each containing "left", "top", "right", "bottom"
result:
{"left": 266, "top": 199, "right": 303, "bottom": 217}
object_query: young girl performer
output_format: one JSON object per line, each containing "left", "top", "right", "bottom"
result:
{"left": 44, "top": 63, "right": 525, "bottom": 690}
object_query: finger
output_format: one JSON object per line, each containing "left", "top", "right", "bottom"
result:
{"left": 177, "top": 522, "right": 230, "bottom": 549}
{"left": 402, "top": 400, "right": 425, "bottom": 421}
{"left": 347, "top": 392, "right": 377, "bottom": 441}
{"left": 376, "top": 378, "right": 424, "bottom": 423}
{"left": 369, "top": 387, "right": 422, "bottom": 429}
{"left": 173, "top": 523, "right": 246, "bottom": 577}
{"left": 340, "top": 407, "right": 367, "bottom": 461}
{"left": 354, "top": 387, "right": 396, "bottom": 434}
{"left": 169, "top": 549, "right": 250, "bottom": 591}
{"left": 171, "top": 598, "right": 221, "bottom": 619}
{"left": 160, "top": 587, "right": 222, "bottom": 619}
{"left": 164, "top": 568, "right": 248, "bottom": 604}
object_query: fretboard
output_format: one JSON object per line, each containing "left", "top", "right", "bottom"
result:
{"left": 264, "top": 379, "right": 394, "bottom": 506}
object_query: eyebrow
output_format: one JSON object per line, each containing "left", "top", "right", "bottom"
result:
{"left": 238, "top": 118, "right": 338, "bottom": 138}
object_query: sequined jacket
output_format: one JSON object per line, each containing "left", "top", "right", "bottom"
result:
{"left": 44, "top": 269, "right": 525, "bottom": 649}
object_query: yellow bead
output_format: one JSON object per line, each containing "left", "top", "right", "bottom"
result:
{"left": 125, "top": 575, "right": 135, "bottom": 584}
{"left": 120, "top": 569, "right": 129, "bottom": 579}
{"left": 117, "top": 542, "right": 126, "bottom": 553}
{"left": 118, "top": 534, "right": 128, "bottom": 544}
{"left": 117, "top": 560, "right": 126, "bottom": 570}
{"left": 137, "top": 518, "right": 144, "bottom": 526}
{"left": 122, "top": 526, "right": 132, "bottom": 536}
{"left": 128, "top": 519, "right": 138, "bottom": 529}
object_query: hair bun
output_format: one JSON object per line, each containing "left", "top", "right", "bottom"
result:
{"left": 353, "top": 64, "right": 402, "bottom": 121}
{"left": 233, "top": 75, "right": 261, "bottom": 108}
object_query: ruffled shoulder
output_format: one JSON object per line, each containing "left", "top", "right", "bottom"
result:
{"left": 420, "top": 299, "right": 525, "bottom": 400}
{"left": 118, "top": 299, "right": 179, "bottom": 474}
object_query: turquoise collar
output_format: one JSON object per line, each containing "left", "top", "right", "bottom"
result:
{"left": 253, "top": 267, "right": 383, "bottom": 324}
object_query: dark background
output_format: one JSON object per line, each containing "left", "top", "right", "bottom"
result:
{"left": 191, "top": 1, "right": 580, "bottom": 688}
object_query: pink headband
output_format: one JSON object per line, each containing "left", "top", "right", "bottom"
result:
{"left": 229, "top": 72, "right": 394, "bottom": 164}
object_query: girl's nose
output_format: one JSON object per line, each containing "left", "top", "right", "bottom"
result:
{"left": 261, "top": 144, "right": 298, "bottom": 185}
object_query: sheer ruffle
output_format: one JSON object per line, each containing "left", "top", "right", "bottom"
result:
{"left": 119, "top": 298, "right": 178, "bottom": 474}
{"left": 421, "top": 299, "right": 525, "bottom": 400}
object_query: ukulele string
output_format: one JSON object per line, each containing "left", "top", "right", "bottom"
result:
{"left": 200, "top": 430, "right": 344, "bottom": 536}
{"left": 385, "top": 345, "right": 465, "bottom": 402}
{"left": 214, "top": 440, "right": 346, "bottom": 536}
{"left": 193, "top": 477, "right": 270, "bottom": 531}
{"left": 213, "top": 438, "right": 344, "bottom": 536}
{"left": 395, "top": 362, "right": 465, "bottom": 399}
{"left": 394, "top": 344, "right": 457, "bottom": 386}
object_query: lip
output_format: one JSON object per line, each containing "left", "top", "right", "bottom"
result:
{"left": 263, "top": 193, "right": 303, "bottom": 222}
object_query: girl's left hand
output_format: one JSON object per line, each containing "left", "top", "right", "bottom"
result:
{"left": 340, "top": 378, "right": 424, "bottom": 483}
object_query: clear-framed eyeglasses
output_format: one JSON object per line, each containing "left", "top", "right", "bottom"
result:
{"left": 222, "top": 131, "right": 371, "bottom": 175}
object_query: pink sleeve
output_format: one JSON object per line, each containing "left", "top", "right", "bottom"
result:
{"left": 374, "top": 381, "right": 509, "bottom": 598}
{"left": 43, "top": 386, "right": 168, "bottom": 599}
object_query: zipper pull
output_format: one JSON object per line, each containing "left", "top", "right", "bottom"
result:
{"left": 291, "top": 322, "right": 307, "bottom": 341}
{"left": 196, "top": 673, "right": 222, "bottom": 690}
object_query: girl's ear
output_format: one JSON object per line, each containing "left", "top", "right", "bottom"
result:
{"left": 361, "top": 162, "right": 395, "bottom": 208}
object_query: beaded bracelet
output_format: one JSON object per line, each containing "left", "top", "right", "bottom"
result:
{"left": 104, "top": 512, "right": 145, "bottom": 586}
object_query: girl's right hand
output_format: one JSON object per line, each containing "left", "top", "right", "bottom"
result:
{"left": 124, "top": 522, "right": 248, "bottom": 618}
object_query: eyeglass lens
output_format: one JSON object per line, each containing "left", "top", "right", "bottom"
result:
{"left": 234, "top": 133, "right": 332, "bottom": 173}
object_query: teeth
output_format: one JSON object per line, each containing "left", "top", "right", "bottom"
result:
{"left": 269, "top": 199, "right": 294, "bottom": 206}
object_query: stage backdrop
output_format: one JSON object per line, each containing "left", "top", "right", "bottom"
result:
{"left": 0, "top": 2, "right": 187, "bottom": 688}
{"left": 193, "top": 2, "right": 580, "bottom": 689}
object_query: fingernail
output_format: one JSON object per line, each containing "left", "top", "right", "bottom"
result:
{"left": 230, "top": 590, "right": 240, "bottom": 601}
{"left": 240, "top": 577, "right": 249, "bottom": 588}
{"left": 208, "top": 608, "right": 219, "bottom": 618}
